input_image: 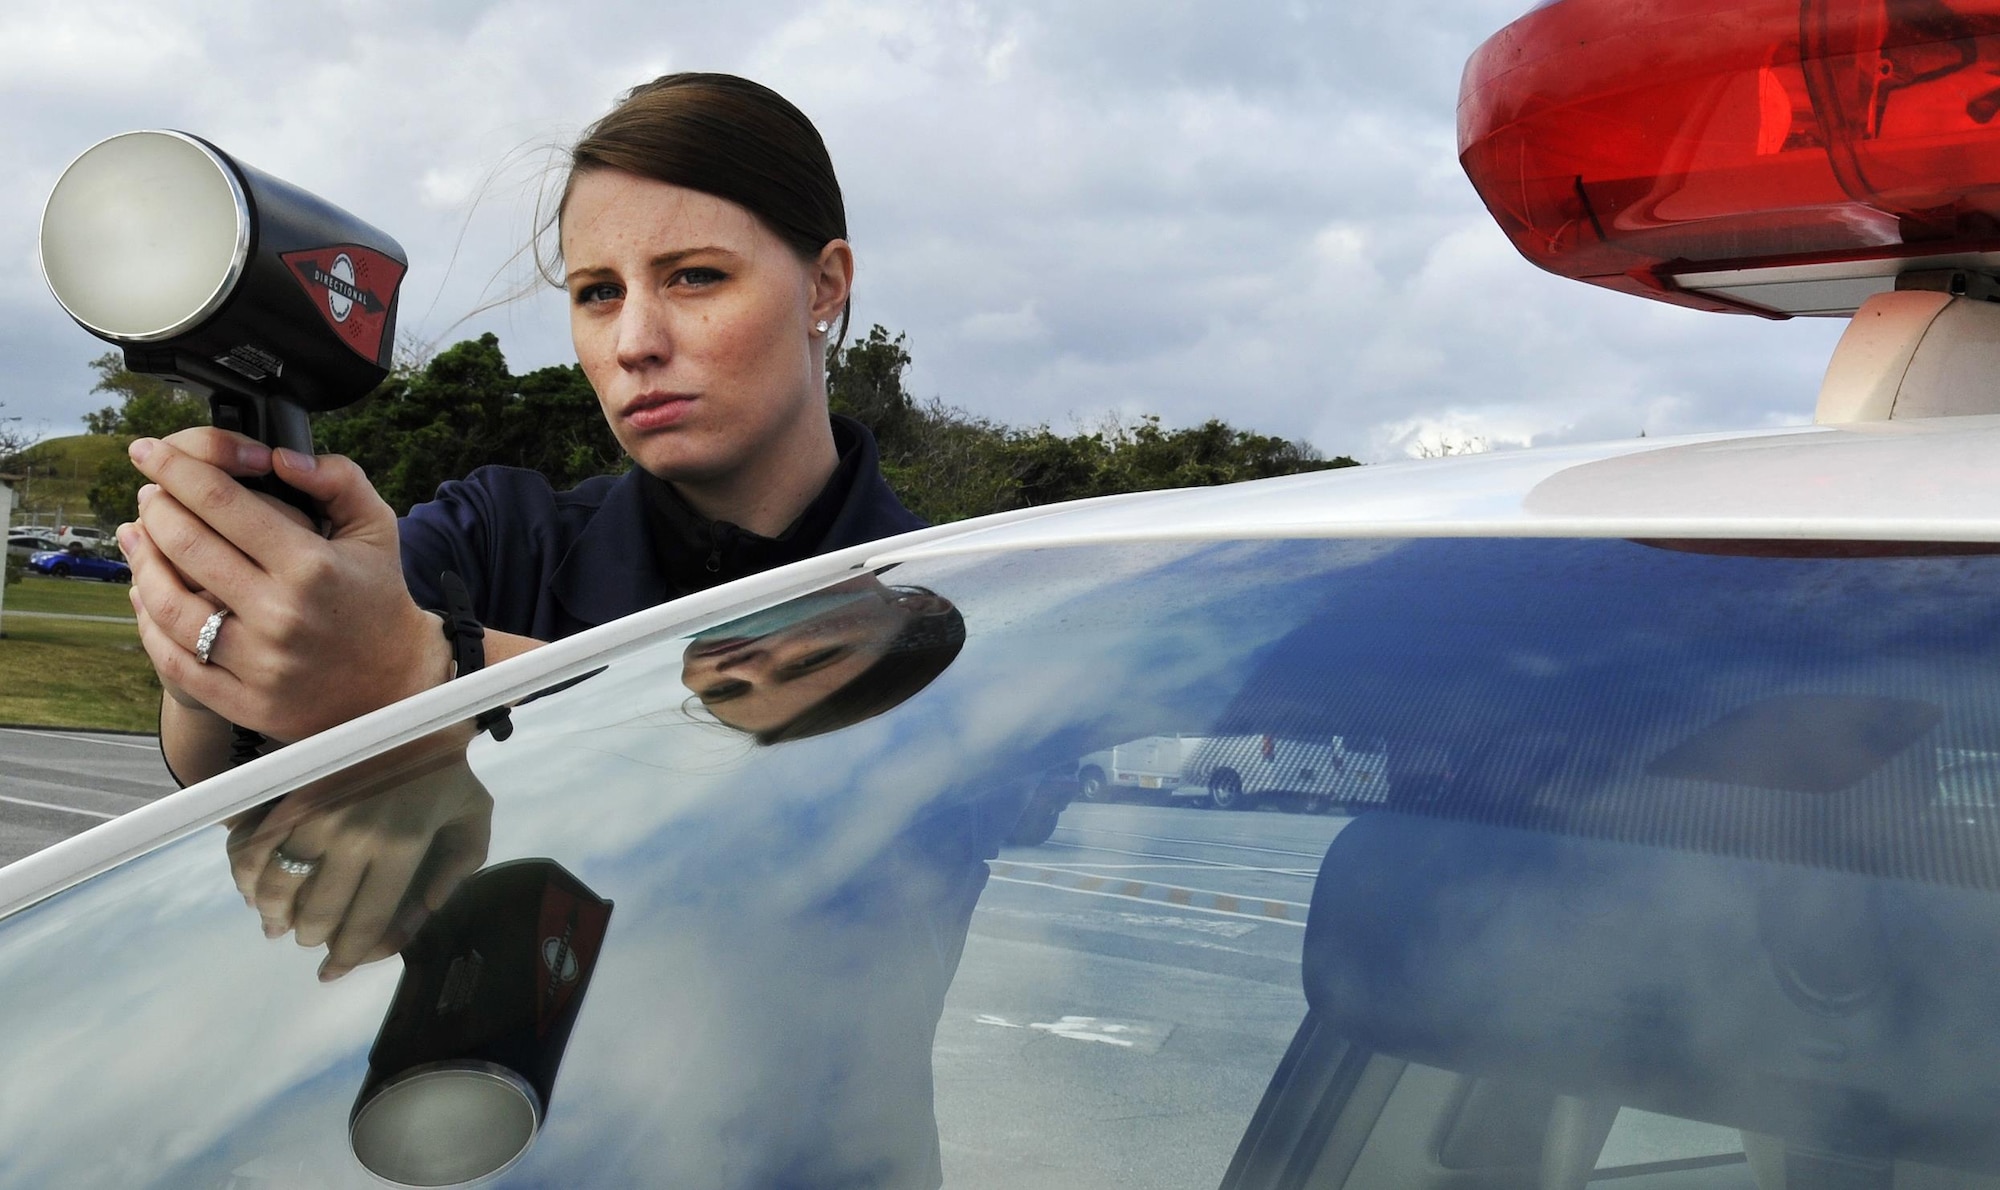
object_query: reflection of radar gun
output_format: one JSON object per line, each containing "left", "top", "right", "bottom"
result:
{"left": 39, "top": 130, "right": 408, "bottom": 517}
{"left": 349, "top": 859, "right": 613, "bottom": 1188}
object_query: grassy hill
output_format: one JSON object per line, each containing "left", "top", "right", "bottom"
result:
{"left": 6, "top": 434, "right": 125, "bottom": 529}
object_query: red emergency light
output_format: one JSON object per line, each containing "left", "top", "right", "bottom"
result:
{"left": 1459, "top": 0, "right": 2000, "bottom": 317}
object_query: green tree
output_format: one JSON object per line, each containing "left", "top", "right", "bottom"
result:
{"left": 826, "top": 325, "right": 1357, "bottom": 523}
{"left": 82, "top": 353, "right": 210, "bottom": 528}
{"left": 82, "top": 352, "right": 209, "bottom": 439}
{"left": 827, "top": 325, "right": 920, "bottom": 454}
{"left": 316, "top": 333, "right": 624, "bottom": 514}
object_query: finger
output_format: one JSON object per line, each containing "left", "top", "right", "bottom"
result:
{"left": 252, "top": 841, "right": 335, "bottom": 937}
{"left": 129, "top": 437, "right": 317, "bottom": 575}
{"left": 225, "top": 806, "right": 280, "bottom": 901}
{"left": 270, "top": 451, "right": 397, "bottom": 550}
{"left": 331, "top": 901, "right": 435, "bottom": 980}
{"left": 222, "top": 799, "right": 275, "bottom": 835}
{"left": 291, "top": 851, "right": 368, "bottom": 949}
{"left": 133, "top": 481, "right": 270, "bottom": 609}
{"left": 422, "top": 820, "right": 491, "bottom": 912}
{"left": 146, "top": 428, "right": 274, "bottom": 478}
{"left": 124, "top": 518, "right": 241, "bottom": 667}
{"left": 117, "top": 518, "right": 192, "bottom": 594}
{"left": 131, "top": 593, "right": 238, "bottom": 717}
{"left": 228, "top": 805, "right": 315, "bottom": 909}
{"left": 323, "top": 854, "right": 423, "bottom": 977}
{"left": 122, "top": 518, "right": 200, "bottom": 609}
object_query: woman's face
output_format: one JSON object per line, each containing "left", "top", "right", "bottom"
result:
{"left": 680, "top": 577, "right": 913, "bottom": 736}
{"left": 560, "top": 169, "right": 846, "bottom": 484}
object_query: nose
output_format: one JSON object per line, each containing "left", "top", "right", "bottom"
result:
{"left": 614, "top": 286, "right": 673, "bottom": 371}
{"left": 713, "top": 645, "right": 769, "bottom": 674}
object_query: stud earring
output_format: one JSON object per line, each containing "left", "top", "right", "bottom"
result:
{"left": 814, "top": 320, "right": 831, "bottom": 334}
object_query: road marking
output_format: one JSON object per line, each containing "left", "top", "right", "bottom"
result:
{"left": 1052, "top": 824, "right": 1330, "bottom": 861}
{"left": 3, "top": 773, "right": 160, "bottom": 805}
{"left": 987, "top": 860, "right": 1308, "bottom": 926}
{"left": 975, "top": 903, "right": 1265, "bottom": 941}
{"left": 0, "top": 794, "right": 115, "bottom": 821}
{"left": 1041, "top": 839, "right": 1317, "bottom": 878}
{"left": 1027, "top": 861, "right": 1318, "bottom": 876}
{"left": 0, "top": 728, "right": 157, "bottom": 752}
{"left": 974, "top": 1013, "right": 1171, "bottom": 1052}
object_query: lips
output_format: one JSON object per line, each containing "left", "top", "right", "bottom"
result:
{"left": 623, "top": 392, "right": 695, "bottom": 431}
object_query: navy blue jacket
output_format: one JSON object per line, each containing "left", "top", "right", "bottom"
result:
{"left": 399, "top": 417, "right": 925, "bottom": 641}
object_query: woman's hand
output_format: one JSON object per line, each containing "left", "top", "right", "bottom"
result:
{"left": 119, "top": 427, "right": 449, "bottom": 744}
{"left": 225, "top": 732, "right": 494, "bottom": 981}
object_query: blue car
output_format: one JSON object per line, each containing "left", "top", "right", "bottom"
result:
{"left": 26, "top": 547, "right": 130, "bottom": 582}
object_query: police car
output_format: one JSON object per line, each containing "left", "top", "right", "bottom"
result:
{"left": 1, "top": 1, "right": 1998, "bottom": 1186}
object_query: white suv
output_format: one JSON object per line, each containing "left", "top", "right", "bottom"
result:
{"left": 54, "top": 525, "right": 120, "bottom": 558}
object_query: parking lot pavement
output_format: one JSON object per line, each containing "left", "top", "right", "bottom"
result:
{"left": 0, "top": 728, "right": 176, "bottom": 867}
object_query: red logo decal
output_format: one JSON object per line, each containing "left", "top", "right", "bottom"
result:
{"left": 535, "top": 883, "right": 611, "bottom": 1036}
{"left": 280, "top": 245, "right": 405, "bottom": 365}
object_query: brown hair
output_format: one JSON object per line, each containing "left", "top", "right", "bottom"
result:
{"left": 548, "top": 72, "right": 852, "bottom": 344}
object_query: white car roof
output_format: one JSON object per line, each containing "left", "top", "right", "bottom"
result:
{"left": 875, "top": 415, "right": 2000, "bottom": 561}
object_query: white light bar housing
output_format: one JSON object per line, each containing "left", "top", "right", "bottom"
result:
{"left": 1816, "top": 289, "right": 2000, "bottom": 423}
{"left": 1672, "top": 252, "right": 2000, "bottom": 319}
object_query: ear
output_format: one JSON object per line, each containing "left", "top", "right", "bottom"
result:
{"left": 809, "top": 239, "right": 855, "bottom": 328}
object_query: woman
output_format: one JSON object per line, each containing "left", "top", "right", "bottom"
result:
{"left": 118, "top": 74, "right": 926, "bottom": 787}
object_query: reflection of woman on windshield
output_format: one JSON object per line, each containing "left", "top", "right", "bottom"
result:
{"left": 683, "top": 574, "right": 964, "bottom": 744}
{"left": 237, "top": 575, "right": 964, "bottom": 977}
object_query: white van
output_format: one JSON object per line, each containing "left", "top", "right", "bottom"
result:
{"left": 1179, "top": 733, "right": 1389, "bottom": 812}
{"left": 1075, "top": 735, "right": 1209, "bottom": 801}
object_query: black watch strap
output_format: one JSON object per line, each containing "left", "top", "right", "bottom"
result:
{"left": 437, "top": 570, "right": 513, "bottom": 741}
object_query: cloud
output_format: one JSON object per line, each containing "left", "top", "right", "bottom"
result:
{"left": 4, "top": 0, "right": 1848, "bottom": 463}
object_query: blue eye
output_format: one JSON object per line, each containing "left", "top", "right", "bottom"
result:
{"left": 676, "top": 268, "right": 726, "bottom": 287}
{"left": 574, "top": 282, "right": 621, "bottom": 305}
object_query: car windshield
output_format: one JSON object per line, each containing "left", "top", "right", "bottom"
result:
{"left": 3, "top": 536, "right": 1999, "bottom": 1188}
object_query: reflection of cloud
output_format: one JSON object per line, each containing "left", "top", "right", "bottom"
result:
{"left": 0, "top": 832, "right": 400, "bottom": 1187}
{"left": 0, "top": 544, "right": 1544, "bottom": 1190}
{"left": 469, "top": 539, "right": 1356, "bottom": 913}
{"left": 2, "top": 536, "right": 1999, "bottom": 1182}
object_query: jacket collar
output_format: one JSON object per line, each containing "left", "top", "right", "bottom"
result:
{"left": 548, "top": 415, "right": 921, "bottom": 633}
{"left": 548, "top": 466, "right": 666, "bottom": 634}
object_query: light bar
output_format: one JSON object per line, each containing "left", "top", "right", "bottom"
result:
{"left": 1460, "top": 0, "right": 2000, "bottom": 317}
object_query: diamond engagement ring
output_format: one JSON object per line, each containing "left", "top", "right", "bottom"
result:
{"left": 272, "top": 849, "right": 319, "bottom": 878}
{"left": 194, "top": 607, "right": 231, "bottom": 665}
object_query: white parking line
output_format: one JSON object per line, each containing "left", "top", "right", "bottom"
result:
{"left": 0, "top": 728, "right": 157, "bottom": 752}
{"left": 1028, "top": 861, "right": 1318, "bottom": 876}
{"left": 0, "top": 794, "right": 115, "bottom": 821}
{"left": 1042, "top": 838, "right": 1317, "bottom": 876}
{"left": 986, "top": 874, "right": 1308, "bottom": 927}
{"left": 1051, "top": 824, "right": 1330, "bottom": 861}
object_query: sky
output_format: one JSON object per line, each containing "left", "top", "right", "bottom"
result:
{"left": 1, "top": 0, "right": 1852, "bottom": 462}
